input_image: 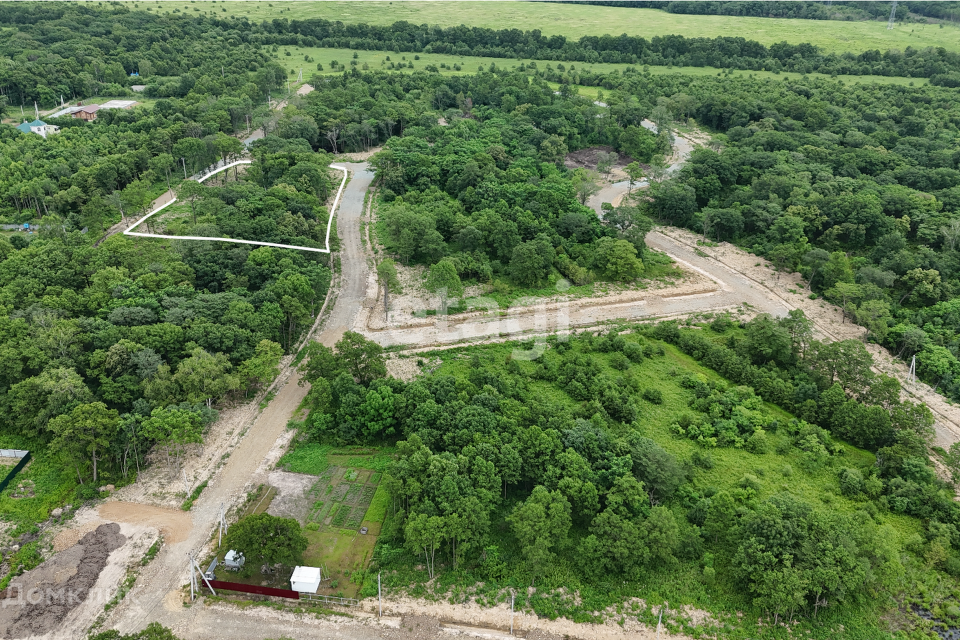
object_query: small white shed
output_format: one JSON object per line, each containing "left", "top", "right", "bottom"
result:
{"left": 290, "top": 566, "right": 321, "bottom": 593}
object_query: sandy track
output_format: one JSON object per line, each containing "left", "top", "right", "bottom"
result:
{"left": 96, "top": 164, "right": 373, "bottom": 636}
{"left": 98, "top": 158, "right": 689, "bottom": 640}
{"left": 96, "top": 504, "right": 193, "bottom": 544}
{"left": 322, "top": 162, "right": 375, "bottom": 346}
{"left": 653, "top": 226, "right": 960, "bottom": 448}
{"left": 356, "top": 225, "right": 789, "bottom": 350}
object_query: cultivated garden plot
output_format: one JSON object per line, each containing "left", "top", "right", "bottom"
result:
{"left": 210, "top": 448, "right": 390, "bottom": 597}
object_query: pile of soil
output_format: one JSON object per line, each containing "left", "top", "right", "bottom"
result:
{"left": 389, "top": 615, "right": 443, "bottom": 640}
{"left": 0, "top": 523, "right": 124, "bottom": 638}
{"left": 564, "top": 146, "right": 633, "bottom": 172}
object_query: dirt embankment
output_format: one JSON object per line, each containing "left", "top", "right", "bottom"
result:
{"left": 0, "top": 524, "right": 124, "bottom": 639}
{"left": 656, "top": 226, "right": 960, "bottom": 447}
{"left": 565, "top": 145, "right": 637, "bottom": 184}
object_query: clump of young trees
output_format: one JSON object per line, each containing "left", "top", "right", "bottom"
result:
{"left": 292, "top": 313, "right": 949, "bottom": 624}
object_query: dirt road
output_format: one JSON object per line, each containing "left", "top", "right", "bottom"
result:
{"left": 83, "top": 123, "right": 959, "bottom": 639}
{"left": 101, "top": 164, "right": 373, "bottom": 637}
{"left": 593, "top": 183, "right": 960, "bottom": 448}
{"left": 323, "top": 162, "right": 375, "bottom": 346}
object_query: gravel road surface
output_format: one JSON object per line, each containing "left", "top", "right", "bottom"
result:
{"left": 106, "top": 163, "right": 376, "bottom": 638}
{"left": 322, "top": 162, "right": 374, "bottom": 346}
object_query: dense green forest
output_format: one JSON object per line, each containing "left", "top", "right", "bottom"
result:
{"left": 0, "top": 4, "right": 334, "bottom": 588}
{"left": 295, "top": 64, "right": 960, "bottom": 400}
{"left": 559, "top": 1, "right": 929, "bottom": 22}
{"left": 6, "top": 3, "right": 960, "bottom": 636}
{"left": 3, "top": 1, "right": 960, "bottom": 113}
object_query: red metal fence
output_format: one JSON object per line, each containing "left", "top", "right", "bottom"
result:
{"left": 207, "top": 580, "right": 300, "bottom": 599}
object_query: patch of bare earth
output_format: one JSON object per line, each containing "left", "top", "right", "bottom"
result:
{"left": 385, "top": 354, "right": 425, "bottom": 382}
{"left": 264, "top": 470, "right": 316, "bottom": 523}
{"left": 357, "top": 595, "right": 689, "bottom": 640}
{"left": 564, "top": 145, "right": 635, "bottom": 183}
{"left": 358, "top": 258, "right": 717, "bottom": 343}
{"left": 338, "top": 145, "right": 382, "bottom": 162}
{"left": 0, "top": 522, "right": 158, "bottom": 640}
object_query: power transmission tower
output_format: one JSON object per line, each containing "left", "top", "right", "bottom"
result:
{"left": 888, "top": 1, "right": 898, "bottom": 29}
{"left": 909, "top": 354, "right": 917, "bottom": 384}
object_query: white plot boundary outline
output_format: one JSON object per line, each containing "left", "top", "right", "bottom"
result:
{"left": 124, "top": 160, "right": 348, "bottom": 254}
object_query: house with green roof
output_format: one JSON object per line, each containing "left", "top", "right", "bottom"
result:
{"left": 15, "top": 119, "right": 59, "bottom": 138}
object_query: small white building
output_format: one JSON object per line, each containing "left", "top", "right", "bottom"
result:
{"left": 15, "top": 119, "right": 58, "bottom": 138}
{"left": 290, "top": 566, "right": 321, "bottom": 593}
{"left": 223, "top": 549, "right": 245, "bottom": 571}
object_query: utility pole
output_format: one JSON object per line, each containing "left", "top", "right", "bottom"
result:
{"left": 218, "top": 503, "right": 227, "bottom": 548}
{"left": 378, "top": 572, "right": 382, "bottom": 617}
{"left": 181, "top": 157, "right": 187, "bottom": 179}
{"left": 191, "top": 555, "right": 217, "bottom": 597}
{"left": 510, "top": 591, "right": 515, "bottom": 635}
{"left": 888, "top": 0, "right": 898, "bottom": 29}
{"left": 188, "top": 554, "right": 197, "bottom": 601}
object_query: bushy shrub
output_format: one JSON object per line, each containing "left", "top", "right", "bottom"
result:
{"left": 745, "top": 429, "right": 769, "bottom": 454}
{"left": 642, "top": 388, "right": 664, "bottom": 404}
{"left": 838, "top": 467, "right": 865, "bottom": 497}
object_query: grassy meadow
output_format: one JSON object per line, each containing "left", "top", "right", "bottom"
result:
{"left": 126, "top": 0, "right": 960, "bottom": 54}
{"left": 272, "top": 45, "right": 928, "bottom": 94}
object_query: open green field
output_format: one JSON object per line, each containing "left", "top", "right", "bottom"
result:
{"left": 128, "top": 0, "right": 960, "bottom": 54}
{"left": 275, "top": 45, "right": 929, "bottom": 88}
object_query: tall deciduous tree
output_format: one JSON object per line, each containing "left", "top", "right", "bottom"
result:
{"left": 173, "top": 347, "right": 239, "bottom": 407}
{"left": 238, "top": 340, "right": 283, "bottom": 395}
{"left": 224, "top": 514, "right": 308, "bottom": 575}
{"left": 141, "top": 406, "right": 204, "bottom": 471}
{"left": 377, "top": 258, "right": 402, "bottom": 321}
{"left": 424, "top": 258, "right": 463, "bottom": 314}
{"left": 507, "top": 486, "right": 571, "bottom": 584}
{"left": 335, "top": 331, "right": 386, "bottom": 385}
{"left": 47, "top": 402, "right": 120, "bottom": 484}
{"left": 405, "top": 513, "right": 444, "bottom": 580}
